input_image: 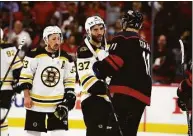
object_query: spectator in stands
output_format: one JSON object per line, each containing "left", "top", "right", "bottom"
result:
{"left": 62, "top": 33, "right": 78, "bottom": 58}
{"left": 8, "top": 20, "right": 32, "bottom": 47}
{"left": 8, "top": 20, "right": 32, "bottom": 59}
{"left": 153, "top": 34, "right": 176, "bottom": 84}
{"left": 32, "top": 2, "right": 57, "bottom": 28}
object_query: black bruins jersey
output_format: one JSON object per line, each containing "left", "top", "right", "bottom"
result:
{"left": 96, "top": 31, "right": 152, "bottom": 105}
{"left": 19, "top": 47, "right": 76, "bottom": 112}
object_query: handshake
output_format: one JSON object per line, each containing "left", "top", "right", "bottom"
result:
{"left": 54, "top": 90, "right": 76, "bottom": 120}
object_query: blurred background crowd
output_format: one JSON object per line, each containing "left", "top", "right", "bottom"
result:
{"left": 0, "top": 1, "right": 192, "bottom": 85}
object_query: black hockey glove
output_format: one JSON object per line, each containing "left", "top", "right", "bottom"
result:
{"left": 54, "top": 100, "right": 68, "bottom": 120}
{"left": 93, "top": 61, "right": 106, "bottom": 79}
{"left": 12, "top": 80, "right": 22, "bottom": 94}
{"left": 64, "top": 89, "right": 76, "bottom": 110}
{"left": 177, "top": 98, "right": 187, "bottom": 111}
{"left": 54, "top": 90, "right": 76, "bottom": 120}
{"left": 177, "top": 98, "right": 192, "bottom": 111}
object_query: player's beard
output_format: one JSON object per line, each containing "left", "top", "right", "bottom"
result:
{"left": 91, "top": 34, "right": 103, "bottom": 43}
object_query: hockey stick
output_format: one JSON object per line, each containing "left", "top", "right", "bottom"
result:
{"left": 0, "top": 39, "right": 25, "bottom": 124}
{"left": 104, "top": 82, "right": 124, "bottom": 136}
{"left": 179, "top": 39, "right": 192, "bottom": 136}
{"left": 85, "top": 37, "right": 123, "bottom": 135}
{"left": 0, "top": 41, "right": 24, "bottom": 89}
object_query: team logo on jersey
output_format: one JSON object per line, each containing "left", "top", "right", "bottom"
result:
{"left": 41, "top": 66, "right": 60, "bottom": 87}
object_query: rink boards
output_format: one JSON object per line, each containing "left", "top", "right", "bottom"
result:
{"left": 8, "top": 84, "right": 189, "bottom": 134}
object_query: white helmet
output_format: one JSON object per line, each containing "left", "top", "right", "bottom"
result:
{"left": 43, "top": 26, "right": 63, "bottom": 44}
{"left": 85, "top": 16, "right": 105, "bottom": 36}
{"left": 0, "top": 28, "right": 4, "bottom": 41}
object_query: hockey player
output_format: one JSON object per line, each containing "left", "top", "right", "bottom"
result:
{"left": 19, "top": 26, "right": 76, "bottom": 136}
{"left": 177, "top": 59, "right": 192, "bottom": 133}
{"left": 93, "top": 10, "right": 152, "bottom": 136}
{"left": 0, "top": 28, "right": 23, "bottom": 136}
{"left": 75, "top": 16, "right": 111, "bottom": 136}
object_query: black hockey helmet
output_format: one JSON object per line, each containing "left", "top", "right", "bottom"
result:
{"left": 121, "top": 10, "right": 143, "bottom": 30}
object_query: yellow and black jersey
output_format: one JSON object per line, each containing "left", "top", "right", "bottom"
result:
{"left": 76, "top": 39, "right": 110, "bottom": 102}
{"left": 0, "top": 43, "right": 23, "bottom": 90}
{"left": 19, "top": 47, "right": 76, "bottom": 112}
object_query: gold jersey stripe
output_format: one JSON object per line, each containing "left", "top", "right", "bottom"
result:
{"left": 11, "top": 62, "right": 23, "bottom": 69}
{"left": 30, "top": 93, "right": 64, "bottom": 100}
{"left": 19, "top": 79, "right": 32, "bottom": 84}
{"left": 64, "top": 78, "right": 76, "bottom": 82}
{"left": 0, "top": 77, "right": 13, "bottom": 80}
{"left": 83, "top": 77, "right": 98, "bottom": 91}
{"left": 59, "top": 56, "right": 68, "bottom": 61}
{"left": 35, "top": 54, "right": 48, "bottom": 58}
{"left": 81, "top": 91, "right": 108, "bottom": 99}
{"left": 20, "top": 74, "right": 33, "bottom": 79}
{"left": 32, "top": 101, "right": 58, "bottom": 107}
{"left": 2, "top": 82, "right": 12, "bottom": 85}
{"left": 0, "top": 122, "right": 8, "bottom": 127}
{"left": 0, "top": 126, "right": 8, "bottom": 131}
{"left": 80, "top": 74, "right": 92, "bottom": 83}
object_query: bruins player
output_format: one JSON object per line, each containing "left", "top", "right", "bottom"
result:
{"left": 75, "top": 16, "right": 111, "bottom": 136}
{"left": 19, "top": 26, "right": 76, "bottom": 136}
{"left": 0, "top": 28, "right": 23, "bottom": 136}
{"left": 93, "top": 10, "right": 152, "bottom": 136}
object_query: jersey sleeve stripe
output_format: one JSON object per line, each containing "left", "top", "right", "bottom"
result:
{"left": 108, "top": 55, "right": 124, "bottom": 68}
{"left": 19, "top": 79, "right": 33, "bottom": 84}
{"left": 11, "top": 62, "right": 23, "bottom": 70}
{"left": 20, "top": 74, "right": 33, "bottom": 79}
{"left": 105, "top": 57, "right": 119, "bottom": 71}
{"left": 80, "top": 74, "right": 91, "bottom": 83}
{"left": 81, "top": 76, "right": 94, "bottom": 86}
{"left": 64, "top": 83, "right": 75, "bottom": 88}
{"left": 83, "top": 77, "right": 98, "bottom": 91}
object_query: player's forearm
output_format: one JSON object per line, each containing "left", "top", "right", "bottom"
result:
{"left": 24, "top": 89, "right": 30, "bottom": 98}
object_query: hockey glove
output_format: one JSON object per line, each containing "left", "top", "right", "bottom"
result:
{"left": 93, "top": 61, "right": 106, "bottom": 79}
{"left": 64, "top": 90, "right": 76, "bottom": 110}
{"left": 54, "top": 100, "right": 68, "bottom": 120}
{"left": 177, "top": 98, "right": 187, "bottom": 111}
{"left": 177, "top": 98, "right": 192, "bottom": 111}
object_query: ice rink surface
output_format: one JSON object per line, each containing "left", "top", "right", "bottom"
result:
{"left": 8, "top": 127, "right": 187, "bottom": 136}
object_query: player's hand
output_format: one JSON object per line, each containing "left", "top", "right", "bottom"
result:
{"left": 54, "top": 102, "right": 68, "bottom": 120}
{"left": 93, "top": 61, "right": 106, "bottom": 79}
{"left": 64, "top": 90, "right": 76, "bottom": 110}
{"left": 24, "top": 96, "right": 33, "bottom": 108}
{"left": 177, "top": 98, "right": 187, "bottom": 111}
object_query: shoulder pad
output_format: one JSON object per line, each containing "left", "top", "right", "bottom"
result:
{"left": 77, "top": 46, "right": 93, "bottom": 58}
{"left": 26, "top": 47, "right": 44, "bottom": 58}
{"left": 60, "top": 50, "right": 74, "bottom": 62}
{"left": 0, "top": 43, "right": 15, "bottom": 49}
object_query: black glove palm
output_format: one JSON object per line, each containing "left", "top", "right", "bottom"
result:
{"left": 54, "top": 101, "right": 68, "bottom": 120}
{"left": 54, "top": 90, "right": 76, "bottom": 120}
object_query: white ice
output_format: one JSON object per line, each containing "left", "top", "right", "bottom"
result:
{"left": 8, "top": 127, "right": 187, "bottom": 136}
